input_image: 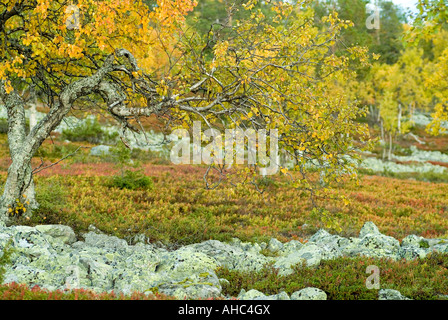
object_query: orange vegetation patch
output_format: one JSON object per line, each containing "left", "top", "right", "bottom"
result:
{"left": 427, "top": 161, "right": 448, "bottom": 168}
{"left": 1, "top": 159, "right": 447, "bottom": 244}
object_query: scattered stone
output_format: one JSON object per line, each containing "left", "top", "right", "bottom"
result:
{"left": 267, "top": 238, "right": 283, "bottom": 253}
{"left": 359, "top": 221, "right": 381, "bottom": 238}
{"left": 397, "top": 246, "right": 427, "bottom": 260}
{"left": 35, "top": 225, "right": 77, "bottom": 245}
{"left": 261, "top": 291, "right": 290, "bottom": 300}
{"left": 87, "top": 224, "right": 103, "bottom": 234}
{"left": 82, "top": 231, "right": 128, "bottom": 251}
{"left": 274, "top": 243, "right": 322, "bottom": 276}
{"left": 378, "top": 289, "right": 412, "bottom": 300}
{"left": 89, "top": 145, "right": 111, "bottom": 156}
{"left": 279, "top": 240, "right": 303, "bottom": 256}
{"left": 0, "top": 221, "right": 443, "bottom": 300}
{"left": 359, "top": 233, "right": 400, "bottom": 252}
{"left": 238, "top": 289, "right": 266, "bottom": 300}
{"left": 401, "top": 234, "right": 427, "bottom": 248}
{"left": 291, "top": 287, "right": 327, "bottom": 300}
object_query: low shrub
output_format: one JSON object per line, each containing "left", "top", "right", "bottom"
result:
{"left": 0, "top": 282, "right": 173, "bottom": 300}
{"left": 107, "top": 169, "right": 154, "bottom": 191}
{"left": 61, "top": 117, "right": 118, "bottom": 144}
{"left": 217, "top": 252, "right": 448, "bottom": 300}
{"left": 0, "top": 118, "right": 30, "bottom": 135}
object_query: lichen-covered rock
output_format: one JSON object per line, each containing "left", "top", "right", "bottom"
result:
{"left": 113, "top": 269, "right": 164, "bottom": 296}
{"left": 279, "top": 240, "right": 303, "bottom": 256}
{"left": 319, "top": 244, "right": 343, "bottom": 260}
{"left": 79, "top": 257, "right": 114, "bottom": 290}
{"left": 187, "top": 240, "right": 245, "bottom": 265}
{"left": 336, "top": 237, "right": 363, "bottom": 257}
{"left": 121, "top": 244, "right": 160, "bottom": 271}
{"left": 360, "top": 157, "right": 447, "bottom": 174}
{"left": 378, "top": 289, "right": 412, "bottom": 300}
{"left": 89, "top": 145, "right": 111, "bottom": 156}
{"left": 3, "top": 265, "right": 52, "bottom": 287}
{"left": 291, "top": 287, "right": 327, "bottom": 300}
{"left": 1, "top": 221, "right": 446, "bottom": 300}
{"left": 309, "top": 229, "right": 334, "bottom": 243}
{"left": 158, "top": 283, "right": 222, "bottom": 300}
{"left": 274, "top": 243, "right": 322, "bottom": 276}
{"left": 359, "top": 233, "right": 400, "bottom": 251}
{"left": 35, "top": 225, "right": 77, "bottom": 245}
{"left": 238, "top": 289, "right": 266, "bottom": 300}
{"left": 309, "top": 229, "right": 353, "bottom": 260}
{"left": 401, "top": 234, "right": 428, "bottom": 248}
{"left": 229, "top": 238, "right": 264, "bottom": 254}
{"left": 188, "top": 240, "right": 272, "bottom": 272}
{"left": 157, "top": 247, "right": 219, "bottom": 275}
{"left": 82, "top": 231, "right": 128, "bottom": 251}
{"left": 432, "top": 242, "right": 448, "bottom": 253}
{"left": 426, "top": 238, "right": 448, "bottom": 248}
{"left": 232, "top": 252, "right": 274, "bottom": 272}
{"left": 359, "top": 221, "right": 381, "bottom": 238}
{"left": 355, "top": 223, "right": 400, "bottom": 259}
{"left": 267, "top": 238, "right": 283, "bottom": 253}
{"left": 12, "top": 226, "right": 51, "bottom": 248}
{"left": 156, "top": 272, "right": 222, "bottom": 299}
{"left": 397, "top": 246, "right": 427, "bottom": 260}
{"left": 259, "top": 291, "right": 290, "bottom": 300}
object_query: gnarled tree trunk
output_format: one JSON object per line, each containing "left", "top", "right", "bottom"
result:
{"left": 0, "top": 84, "right": 38, "bottom": 224}
{"left": 0, "top": 49, "right": 155, "bottom": 224}
{"left": 0, "top": 52, "right": 134, "bottom": 224}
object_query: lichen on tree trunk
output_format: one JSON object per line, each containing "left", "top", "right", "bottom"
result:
{"left": 0, "top": 52, "right": 138, "bottom": 224}
{"left": 0, "top": 83, "right": 39, "bottom": 223}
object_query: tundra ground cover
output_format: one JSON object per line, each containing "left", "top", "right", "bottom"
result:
{"left": 217, "top": 252, "right": 448, "bottom": 300}
{"left": 1, "top": 132, "right": 448, "bottom": 300}
{"left": 0, "top": 282, "right": 172, "bottom": 300}
{"left": 1, "top": 159, "right": 446, "bottom": 246}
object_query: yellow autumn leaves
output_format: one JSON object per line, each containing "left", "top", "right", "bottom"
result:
{"left": 0, "top": 0, "right": 198, "bottom": 92}
{"left": 7, "top": 195, "right": 30, "bottom": 217}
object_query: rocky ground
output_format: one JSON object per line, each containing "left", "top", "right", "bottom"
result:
{"left": 1, "top": 111, "right": 448, "bottom": 300}
{"left": 1, "top": 220, "right": 447, "bottom": 300}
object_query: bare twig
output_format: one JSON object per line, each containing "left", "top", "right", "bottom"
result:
{"left": 32, "top": 146, "right": 90, "bottom": 175}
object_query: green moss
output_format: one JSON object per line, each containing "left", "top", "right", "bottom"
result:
{"left": 199, "top": 272, "right": 210, "bottom": 278}
{"left": 419, "top": 240, "right": 430, "bottom": 249}
{"left": 145, "top": 287, "right": 159, "bottom": 295}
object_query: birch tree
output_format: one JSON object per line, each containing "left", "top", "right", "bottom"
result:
{"left": 0, "top": 0, "right": 370, "bottom": 224}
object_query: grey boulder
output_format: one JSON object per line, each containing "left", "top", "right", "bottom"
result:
{"left": 291, "top": 287, "right": 327, "bottom": 300}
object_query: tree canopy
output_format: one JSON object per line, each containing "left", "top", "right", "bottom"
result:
{"left": 0, "top": 0, "right": 373, "bottom": 224}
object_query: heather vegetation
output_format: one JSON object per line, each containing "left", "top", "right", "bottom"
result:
{"left": 0, "top": 0, "right": 448, "bottom": 300}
